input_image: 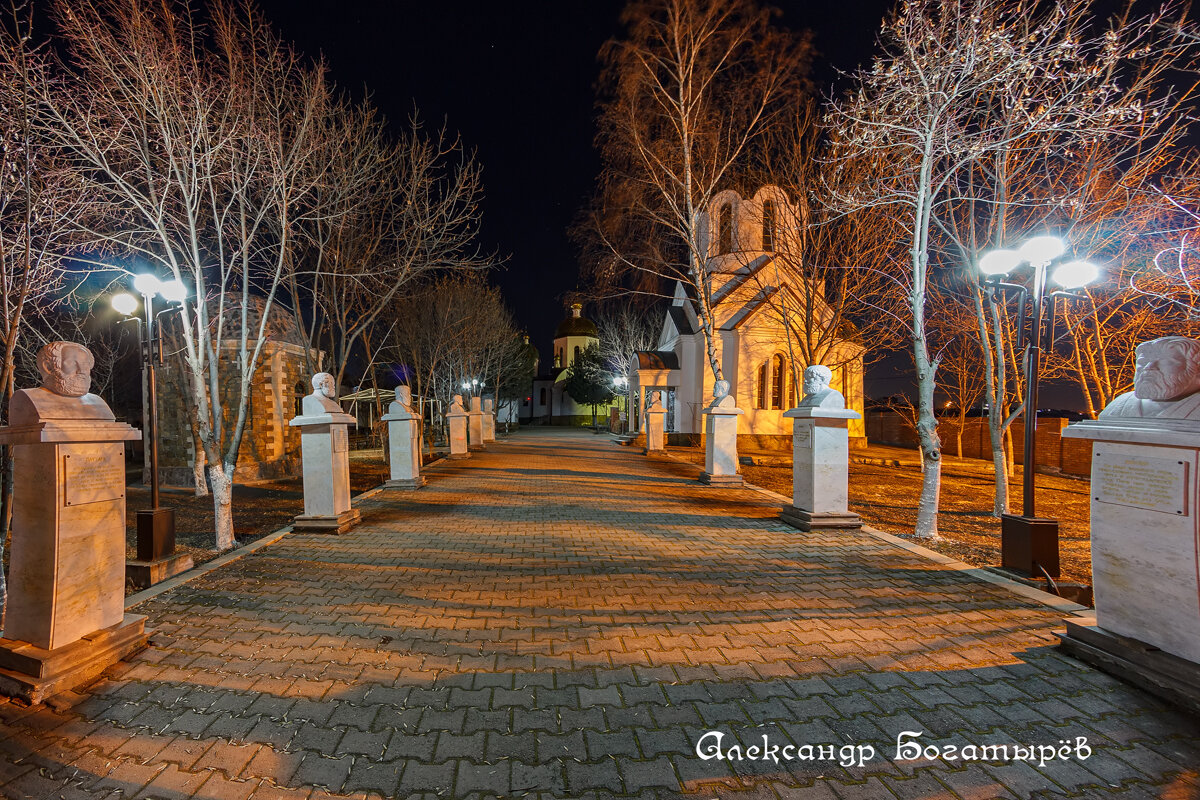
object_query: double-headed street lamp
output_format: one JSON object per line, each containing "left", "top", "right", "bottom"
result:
{"left": 112, "top": 274, "right": 188, "bottom": 563}
{"left": 978, "top": 235, "right": 1099, "bottom": 579}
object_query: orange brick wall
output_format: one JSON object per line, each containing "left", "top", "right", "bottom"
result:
{"left": 867, "top": 411, "right": 1092, "bottom": 477}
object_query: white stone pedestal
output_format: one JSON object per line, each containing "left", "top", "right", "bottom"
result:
{"left": 0, "top": 396, "right": 147, "bottom": 703}
{"left": 780, "top": 407, "right": 862, "bottom": 531}
{"left": 468, "top": 396, "right": 485, "bottom": 451}
{"left": 1061, "top": 420, "right": 1200, "bottom": 671}
{"left": 700, "top": 401, "right": 744, "bottom": 486}
{"left": 644, "top": 395, "right": 666, "bottom": 455}
{"left": 447, "top": 401, "right": 470, "bottom": 460}
{"left": 382, "top": 402, "right": 425, "bottom": 490}
{"left": 483, "top": 398, "right": 496, "bottom": 443}
{"left": 289, "top": 412, "right": 361, "bottom": 533}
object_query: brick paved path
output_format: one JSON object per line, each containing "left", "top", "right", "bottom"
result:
{"left": 2, "top": 428, "right": 1199, "bottom": 800}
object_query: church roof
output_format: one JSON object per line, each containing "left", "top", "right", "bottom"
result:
{"left": 635, "top": 350, "right": 679, "bottom": 370}
{"left": 554, "top": 303, "right": 598, "bottom": 339}
{"left": 211, "top": 295, "right": 308, "bottom": 347}
{"left": 667, "top": 305, "right": 697, "bottom": 336}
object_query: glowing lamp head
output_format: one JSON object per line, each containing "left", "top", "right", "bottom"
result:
{"left": 111, "top": 293, "right": 139, "bottom": 316}
{"left": 978, "top": 249, "right": 1021, "bottom": 277}
{"left": 1052, "top": 260, "right": 1100, "bottom": 289}
{"left": 133, "top": 273, "right": 162, "bottom": 296}
{"left": 158, "top": 279, "right": 188, "bottom": 303}
{"left": 1018, "top": 235, "right": 1065, "bottom": 265}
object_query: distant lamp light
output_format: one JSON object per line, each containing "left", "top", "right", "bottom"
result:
{"left": 1018, "top": 235, "right": 1065, "bottom": 265}
{"left": 133, "top": 273, "right": 162, "bottom": 296}
{"left": 461, "top": 382, "right": 470, "bottom": 390}
{"left": 111, "top": 293, "right": 139, "bottom": 316}
{"left": 978, "top": 249, "right": 1022, "bottom": 276}
{"left": 1052, "top": 260, "right": 1100, "bottom": 289}
{"left": 159, "top": 279, "right": 188, "bottom": 304}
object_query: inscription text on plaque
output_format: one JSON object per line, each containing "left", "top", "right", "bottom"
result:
{"left": 62, "top": 447, "right": 125, "bottom": 507}
{"left": 1093, "top": 451, "right": 1189, "bottom": 516}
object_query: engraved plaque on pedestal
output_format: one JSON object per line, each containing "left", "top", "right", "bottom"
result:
{"left": 1094, "top": 450, "right": 1188, "bottom": 516}
{"left": 63, "top": 448, "right": 125, "bottom": 506}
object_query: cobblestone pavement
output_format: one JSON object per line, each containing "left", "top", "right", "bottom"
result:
{"left": 2, "top": 428, "right": 1199, "bottom": 800}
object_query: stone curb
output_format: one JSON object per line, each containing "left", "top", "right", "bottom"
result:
{"left": 655, "top": 447, "right": 1087, "bottom": 616}
{"left": 125, "top": 454, "right": 452, "bottom": 611}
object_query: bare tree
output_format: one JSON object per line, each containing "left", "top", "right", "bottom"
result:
{"left": 0, "top": 4, "right": 103, "bottom": 622}
{"left": 742, "top": 105, "right": 907, "bottom": 388}
{"left": 825, "top": 0, "right": 1193, "bottom": 537}
{"left": 591, "top": 0, "right": 810, "bottom": 383}
{"left": 43, "top": 0, "right": 328, "bottom": 551}
{"left": 593, "top": 300, "right": 662, "bottom": 375}
{"left": 291, "top": 102, "right": 492, "bottom": 388}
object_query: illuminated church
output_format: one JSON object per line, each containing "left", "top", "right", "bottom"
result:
{"left": 626, "top": 185, "right": 866, "bottom": 448}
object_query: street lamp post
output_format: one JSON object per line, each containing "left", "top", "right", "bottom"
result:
{"left": 112, "top": 275, "right": 188, "bottom": 565}
{"left": 978, "top": 236, "right": 1099, "bottom": 579}
{"left": 613, "top": 376, "right": 628, "bottom": 433}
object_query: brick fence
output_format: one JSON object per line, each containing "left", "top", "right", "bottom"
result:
{"left": 866, "top": 411, "right": 1093, "bottom": 478}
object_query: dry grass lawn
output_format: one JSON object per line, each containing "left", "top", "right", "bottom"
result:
{"left": 672, "top": 447, "right": 1094, "bottom": 586}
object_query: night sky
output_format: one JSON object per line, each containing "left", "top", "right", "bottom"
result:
{"left": 257, "top": 0, "right": 896, "bottom": 378}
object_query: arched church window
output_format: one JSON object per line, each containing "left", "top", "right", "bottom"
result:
{"left": 294, "top": 382, "right": 306, "bottom": 418}
{"left": 762, "top": 200, "right": 776, "bottom": 252}
{"left": 574, "top": 345, "right": 581, "bottom": 364}
{"left": 756, "top": 362, "right": 767, "bottom": 410}
{"left": 539, "top": 387, "right": 547, "bottom": 406}
{"left": 770, "top": 353, "right": 785, "bottom": 409}
{"left": 718, "top": 203, "right": 733, "bottom": 255}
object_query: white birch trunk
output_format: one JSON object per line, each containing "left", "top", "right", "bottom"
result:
{"left": 209, "top": 463, "right": 236, "bottom": 552}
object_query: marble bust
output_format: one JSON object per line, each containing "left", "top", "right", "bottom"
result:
{"left": 710, "top": 379, "right": 735, "bottom": 409}
{"left": 449, "top": 394, "right": 466, "bottom": 413}
{"left": 389, "top": 385, "right": 414, "bottom": 416}
{"left": 796, "top": 365, "right": 845, "bottom": 410}
{"left": 9, "top": 341, "right": 114, "bottom": 424}
{"left": 646, "top": 391, "right": 663, "bottom": 410}
{"left": 301, "top": 372, "right": 343, "bottom": 416}
{"left": 1100, "top": 336, "right": 1200, "bottom": 420}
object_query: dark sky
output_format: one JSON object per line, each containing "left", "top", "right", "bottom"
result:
{"left": 256, "top": 0, "right": 896, "bottom": 371}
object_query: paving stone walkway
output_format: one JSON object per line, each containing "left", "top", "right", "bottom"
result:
{"left": 2, "top": 427, "right": 1199, "bottom": 800}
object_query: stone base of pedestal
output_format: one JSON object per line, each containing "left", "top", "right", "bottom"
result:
{"left": 699, "top": 471, "right": 743, "bottom": 487}
{"left": 468, "top": 444, "right": 486, "bottom": 452}
{"left": 780, "top": 505, "right": 862, "bottom": 531}
{"left": 293, "top": 508, "right": 362, "bottom": 534}
{"left": 386, "top": 476, "right": 427, "bottom": 490}
{"left": 448, "top": 452, "right": 471, "bottom": 460}
{"left": 0, "top": 614, "right": 148, "bottom": 705}
{"left": 1059, "top": 614, "right": 1200, "bottom": 717}
{"left": 125, "top": 553, "right": 194, "bottom": 590}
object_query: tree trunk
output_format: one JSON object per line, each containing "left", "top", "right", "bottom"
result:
{"left": 191, "top": 419, "right": 209, "bottom": 497}
{"left": 209, "top": 463, "right": 236, "bottom": 552}
{"left": 0, "top": 447, "right": 8, "bottom": 631}
{"left": 913, "top": 344, "right": 942, "bottom": 540}
{"left": 988, "top": 404, "right": 1009, "bottom": 516}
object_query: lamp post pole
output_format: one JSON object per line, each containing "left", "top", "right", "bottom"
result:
{"left": 115, "top": 275, "right": 187, "bottom": 568}
{"left": 140, "top": 289, "right": 162, "bottom": 511}
{"left": 1021, "top": 257, "right": 1050, "bottom": 519}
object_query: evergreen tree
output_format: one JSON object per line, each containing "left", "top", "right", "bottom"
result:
{"left": 564, "top": 343, "right": 615, "bottom": 428}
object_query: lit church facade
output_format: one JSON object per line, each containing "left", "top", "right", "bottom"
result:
{"left": 528, "top": 303, "right": 619, "bottom": 425}
{"left": 627, "top": 185, "right": 866, "bottom": 448}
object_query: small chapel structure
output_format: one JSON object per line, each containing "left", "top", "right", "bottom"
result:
{"left": 156, "top": 297, "right": 321, "bottom": 485}
{"left": 627, "top": 185, "right": 866, "bottom": 449}
{"left": 528, "top": 303, "right": 618, "bottom": 425}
